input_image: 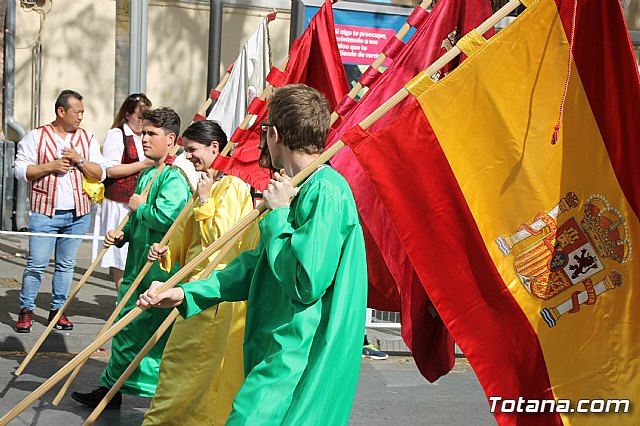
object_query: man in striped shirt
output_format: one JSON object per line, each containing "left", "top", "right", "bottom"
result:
{"left": 14, "top": 89, "right": 105, "bottom": 333}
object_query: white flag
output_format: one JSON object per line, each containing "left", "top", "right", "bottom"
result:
{"left": 207, "top": 17, "right": 271, "bottom": 139}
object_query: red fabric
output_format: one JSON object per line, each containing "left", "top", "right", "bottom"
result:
{"left": 358, "top": 66, "right": 383, "bottom": 87}
{"left": 407, "top": 5, "right": 429, "bottom": 28}
{"left": 283, "top": 0, "right": 350, "bottom": 108}
{"left": 267, "top": 11, "right": 277, "bottom": 22}
{"left": 555, "top": 0, "right": 640, "bottom": 219}
{"left": 193, "top": 113, "right": 206, "bottom": 122}
{"left": 346, "top": 102, "right": 560, "bottom": 425}
{"left": 328, "top": 0, "right": 494, "bottom": 382}
{"left": 104, "top": 133, "right": 140, "bottom": 203}
{"left": 216, "top": 0, "right": 349, "bottom": 190}
{"left": 266, "top": 66, "right": 286, "bottom": 87}
{"left": 212, "top": 154, "right": 272, "bottom": 190}
{"left": 334, "top": 95, "right": 357, "bottom": 116}
{"left": 381, "top": 37, "right": 405, "bottom": 60}
{"left": 247, "top": 97, "right": 267, "bottom": 115}
{"left": 231, "top": 127, "right": 251, "bottom": 145}
{"left": 209, "top": 89, "right": 221, "bottom": 100}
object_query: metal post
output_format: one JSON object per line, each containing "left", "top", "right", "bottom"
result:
{"left": 129, "top": 0, "right": 148, "bottom": 94}
{"left": 289, "top": 0, "right": 302, "bottom": 48}
{"left": 207, "top": 0, "right": 223, "bottom": 100}
{"left": 4, "top": 0, "right": 28, "bottom": 231}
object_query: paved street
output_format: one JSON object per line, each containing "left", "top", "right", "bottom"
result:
{"left": 0, "top": 353, "right": 495, "bottom": 425}
{"left": 0, "top": 232, "right": 496, "bottom": 425}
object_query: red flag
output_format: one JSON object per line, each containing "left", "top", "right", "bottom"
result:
{"left": 344, "top": 0, "right": 639, "bottom": 423}
{"left": 213, "top": 0, "right": 349, "bottom": 189}
{"left": 329, "top": 0, "right": 494, "bottom": 382}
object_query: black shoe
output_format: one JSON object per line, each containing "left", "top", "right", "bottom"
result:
{"left": 71, "top": 386, "right": 122, "bottom": 409}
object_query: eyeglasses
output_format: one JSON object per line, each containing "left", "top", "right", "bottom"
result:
{"left": 260, "top": 122, "right": 274, "bottom": 132}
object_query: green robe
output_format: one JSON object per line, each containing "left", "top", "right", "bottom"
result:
{"left": 100, "top": 164, "right": 191, "bottom": 397}
{"left": 178, "top": 166, "right": 367, "bottom": 425}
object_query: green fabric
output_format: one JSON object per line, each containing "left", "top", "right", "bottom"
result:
{"left": 178, "top": 167, "right": 368, "bottom": 425}
{"left": 100, "top": 165, "right": 191, "bottom": 397}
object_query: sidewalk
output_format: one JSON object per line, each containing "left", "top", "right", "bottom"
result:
{"left": 0, "top": 235, "right": 116, "bottom": 354}
{"left": 0, "top": 234, "right": 409, "bottom": 355}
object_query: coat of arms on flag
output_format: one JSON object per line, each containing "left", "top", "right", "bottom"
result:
{"left": 496, "top": 193, "right": 631, "bottom": 328}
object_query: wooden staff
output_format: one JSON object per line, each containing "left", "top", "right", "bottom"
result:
{"left": 81, "top": 236, "right": 240, "bottom": 425}
{"left": 13, "top": 69, "right": 234, "bottom": 378}
{"left": 0, "top": 2, "right": 522, "bottom": 423}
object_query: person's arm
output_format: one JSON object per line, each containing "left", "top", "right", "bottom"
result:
{"left": 260, "top": 180, "right": 344, "bottom": 305}
{"left": 25, "top": 160, "right": 72, "bottom": 181}
{"left": 62, "top": 134, "right": 103, "bottom": 181}
{"left": 195, "top": 177, "right": 251, "bottom": 246}
{"left": 15, "top": 131, "right": 72, "bottom": 181}
{"left": 138, "top": 244, "right": 261, "bottom": 317}
{"left": 135, "top": 168, "right": 191, "bottom": 233}
{"left": 178, "top": 244, "right": 261, "bottom": 317}
{"left": 106, "top": 160, "right": 153, "bottom": 179}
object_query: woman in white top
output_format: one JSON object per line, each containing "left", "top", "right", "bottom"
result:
{"left": 99, "top": 93, "right": 153, "bottom": 290}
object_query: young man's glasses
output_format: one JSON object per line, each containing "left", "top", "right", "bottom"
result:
{"left": 260, "top": 122, "right": 274, "bottom": 133}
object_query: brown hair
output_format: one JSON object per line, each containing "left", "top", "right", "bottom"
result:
{"left": 111, "top": 93, "right": 152, "bottom": 129}
{"left": 267, "top": 84, "right": 330, "bottom": 154}
{"left": 143, "top": 107, "right": 181, "bottom": 139}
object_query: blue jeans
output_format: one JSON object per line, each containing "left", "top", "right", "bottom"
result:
{"left": 19, "top": 210, "right": 91, "bottom": 311}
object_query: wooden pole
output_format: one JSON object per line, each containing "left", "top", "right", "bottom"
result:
{"left": 0, "top": 2, "right": 522, "bottom": 423}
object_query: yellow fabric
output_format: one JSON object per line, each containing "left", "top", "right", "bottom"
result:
{"left": 405, "top": 70, "right": 435, "bottom": 96}
{"left": 455, "top": 29, "right": 487, "bottom": 58}
{"left": 143, "top": 175, "right": 259, "bottom": 426}
{"left": 412, "top": 0, "right": 639, "bottom": 423}
{"left": 82, "top": 178, "right": 105, "bottom": 203}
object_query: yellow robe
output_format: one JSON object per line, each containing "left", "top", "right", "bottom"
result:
{"left": 143, "top": 174, "right": 258, "bottom": 426}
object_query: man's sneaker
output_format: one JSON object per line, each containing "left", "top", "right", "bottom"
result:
{"left": 71, "top": 386, "right": 122, "bottom": 409}
{"left": 48, "top": 310, "right": 73, "bottom": 330}
{"left": 16, "top": 308, "right": 33, "bottom": 333}
{"left": 362, "top": 344, "right": 389, "bottom": 360}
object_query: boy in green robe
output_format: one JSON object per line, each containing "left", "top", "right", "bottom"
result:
{"left": 72, "top": 107, "right": 191, "bottom": 407}
{"left": 139, "top": 84, "right": 368, "bottom": 425}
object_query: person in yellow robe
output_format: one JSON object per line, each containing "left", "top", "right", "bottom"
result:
{"left": 143, "top": 120, "right": 258, "bottom": 426}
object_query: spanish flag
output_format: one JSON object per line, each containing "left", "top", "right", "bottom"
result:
{"left": 344, "top": 0, "right": 639, "bottom": 424}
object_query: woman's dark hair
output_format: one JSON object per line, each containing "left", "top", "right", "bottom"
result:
{"left": 182, "top": 120, "right": 228, "bottom": 152}
{"left": 111, "top": 93, "right": 152, "bottom": 129}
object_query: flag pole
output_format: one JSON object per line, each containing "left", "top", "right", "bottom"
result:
{"left": 0, "top": 1, "right": 523, "bottom": 423}
{"left": 81, "top": 236, "right": 239, "bottom": 425}
{"left": 12, "top": 67, "right": 234, "bottom": 379}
